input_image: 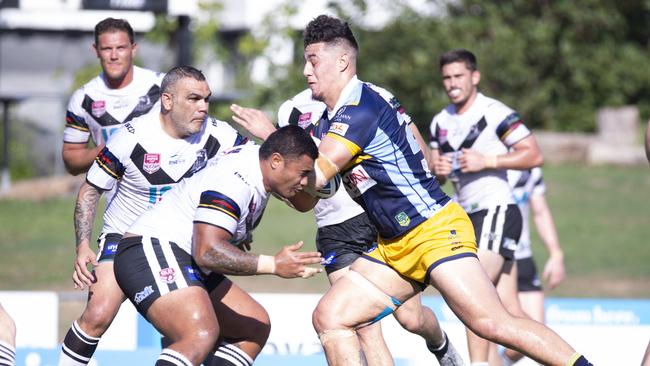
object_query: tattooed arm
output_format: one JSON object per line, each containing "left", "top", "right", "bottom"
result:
{"left": 193, "top": 223, "right": 322, "bottom": 278}
{"left": 72, "top": 181, "right": 103, "bottom": 289}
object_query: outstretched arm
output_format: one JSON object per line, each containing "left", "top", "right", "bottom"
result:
{"left": 193, "top": 223, "right": 322, "bottom": 278}
{"left": 72, "top": 181, "right": 103, "bottom": 289}
{"left": 230, "top": 104, "right": 278, "bottom": 141}
{"left": 530, "top": 194, "right": 565, "bottom": 289}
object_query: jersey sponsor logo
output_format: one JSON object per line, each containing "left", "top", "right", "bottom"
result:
{"left": 91, "top": 100, "right": 106, "bottom": 117}
{"left": 503, "top": 237, "right": 518, "bottom": 251}
{"left": 105, "top": 243, "right": 118, "bottom": 254}
{"left": 298, "top": 112, "right": 312, "bottom": 129}
{"left": 342, "top": 165, "right": 376, "bottom": 198}
{"left": 159, "top": 267, "right": 176, "bottom": 284}
{"left": 329, "top": 122, "right": 349, "bottom": 137}
{"left": 134, "top": 285, "right": 154, "bottom": 304}
{"left": 143, "top": 153, "right": 161, "bottom": 174}
{"left": 395, "top": 212, "right": 410, "bottom": 227}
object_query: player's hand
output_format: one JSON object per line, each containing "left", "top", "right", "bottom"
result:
{"left": 72, "top": 242, "right": 98, "bottom": 290}
{"left": 273, "top": 241, "right": 323, "bottom": 279}
{"left": 542, "top": 253, "right": 566, "bottom": 289}
{"left": 433, "top": 154, "right": 453, "bottom": 177}
{"left": 459, "top": 148, "right": 487, "bottom": 172}
{"left": 230, "top": 104, "right": 277, "bottom": 141}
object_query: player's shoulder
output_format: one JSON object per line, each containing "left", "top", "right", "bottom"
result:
{"left": 205, "top": 116, "right": 236, "bottom": 134}
{"left": 133, "top": 65, "right": 165, "bottom": 84}
{"left": 479, "top": 93, "right": 517, "bottom": 122}
{"left": 278, "top": 89, "right": 325, "bottom": 127}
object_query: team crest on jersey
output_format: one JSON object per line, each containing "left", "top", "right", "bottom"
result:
{"left": 395, "top": 212, "right": 410, "bottom": 227}
{"left": 91, "top": 100, "right": 106, "bottom": 117}
{"left": 143, "top": 153, "right": 161, "bottom": 174}
{"left": 298, "top": 112, "right": 312, "bottom": 129}
{"left": 329, "top": 122, "right": 349, "bottom": 137}
{"left": 159, "top": 267, "right": 176, "bottom": 284}
{"left": 190, "top": 149, "right": 208, "bottom": 174}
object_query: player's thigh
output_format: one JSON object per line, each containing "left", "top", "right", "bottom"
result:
{"left": 82, "top": 261, "right": 125, "bottom": 321}
{"left": 470, "top": 204, "right": 522, "bottom": 271}
{"left": 315, "top": 258, "right": 419, "bottom": 329}
{"left": 495, "top": 260, "right": 526, "bottom": 317}
{"left": 147, "top": 286, "right": 218, "bottom": 342}
{"left": 317, "top": 213, "right": 377, "bottom": 277}
{"left": 429, "top": 256, "right": 510, "bottom": 328}
{"left": 208, "top": 279, "right": 270, "bottom": 340}
{"left": 392, "top": 292, "right": 424, "bottom": 324}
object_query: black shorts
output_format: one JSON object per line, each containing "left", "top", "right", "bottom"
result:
{"left": 469, "top": 204, "right": 522, "bottom": 260}
{"left": 114, "top": 236, "right": 226, "bottom": 317}
{"left": 316, "top": 213, "right": 378, "bottom": 274}
{"left": 97, "top": 233, "right": 123, "bottom": 262}
{"left": 517, "top": 257, "right": 543, "bottom": 292}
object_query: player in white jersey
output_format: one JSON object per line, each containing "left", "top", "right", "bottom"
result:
{"left": 0, "top": 304, "right": 16, "bottom": 366}
{"left": 429, "top": 49, "right": 546, "bottom": 365}
{"left": 273, "top": 89, "right": 463, "bottom": 366}
{"left": 114, "top": 126, "right": 323, "bottom": 366}
{"left": 58, "top": 66, "right": 273, "bottom": 366}
{"left": 490, "top": 167, "right": 566, "bottom": 365}
{"left": 62, "top": 18, "right": 164, "bottom": 176}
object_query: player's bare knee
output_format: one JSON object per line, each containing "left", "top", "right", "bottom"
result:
{"left": 394, "top": 310, "right": 424, "bottom": 333}
{"left": 312, "top": 303, "right": 340, "bottom": 334}
{"left": 470, "top": 316, "right": 500, "bottom": 341}
{"left": 79, "top": 302, "right": 119, "bottom": 334}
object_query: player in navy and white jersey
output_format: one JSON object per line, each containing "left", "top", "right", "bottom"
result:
{"left": 274, "top": 89, "right": 463, "bottom": 366}
{"left": 58, "top": 66, "right": 273, "bottom": 366}
{"left": 114, "top": 126, "right": 322, "bottom": 366}
{"left": 428, "top": 49, "right": 551, "bottom": 364}
{"left": 491, "top": 167, "right": 566, "bottom": 365}
{"left": 62, "top": 18, "right": 164, "bottom": 176}
{"left": 278, "top": 15, "right": 590, "bottom": 366}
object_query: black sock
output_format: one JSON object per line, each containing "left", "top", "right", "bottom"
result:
{"left": 58, "top": 321, "right": 100, "bottom": 366}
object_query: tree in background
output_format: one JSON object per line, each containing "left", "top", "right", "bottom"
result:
{"left": 247, "top": 0, "right": 650, "bottom": 133}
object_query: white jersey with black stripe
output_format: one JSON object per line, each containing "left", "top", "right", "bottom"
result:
{"left": 86, "top": 114, "right": 249, "bottom": 236}
{"left": 429, "top": 93, "right": 531, "bottom": 213}
{"left": 128, "top": 145, "right": 269, "bottom": 254}
{"left": 64, "top": 66, "right": 164, "bottom": 146}
{"left": 508, "top": 167, "right": 545, "bottom": 259}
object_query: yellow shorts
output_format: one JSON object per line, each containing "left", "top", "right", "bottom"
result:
{"left": 364, "top": 202, "right": 477, "bottom": 285}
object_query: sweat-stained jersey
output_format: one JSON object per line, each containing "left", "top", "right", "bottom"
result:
{"left": 277, "top": 88, "right": 363, "bottom": 227}
{"left": 86, "top": 114, "right": 249, "bottom": 237}
{"left": 64, "top": 66, "right": 164, "bottom": 146}
{"left": 429, "top": 92, "right": 531, "bottom": 213}
{"left": 508, "top": 167, "right": 545, "bottom": 260}
{"left": 127, "top": 144, "right": 269, "bottom": 254}
{"left": 318, "top": 76, "right": 450, "bottom": 240}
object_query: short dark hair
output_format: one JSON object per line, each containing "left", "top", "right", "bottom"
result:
{"left": 303, "top": 15, "right": 358, "bottom": 52}
{"left": 161, "top": 66, "right": 206, "bottom": 94}
{"left": 260, "top": 125, "right": 318, "bottom": 162}
{"left": 94, "top": 18, "right": 135, "bottom": 45}
{"left": 439, "top": 49, "right": 478, "bottom": 71}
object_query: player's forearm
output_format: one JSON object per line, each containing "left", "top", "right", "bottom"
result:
{"left": 62, "top": 145, "right": 102, "bottom": 175}
{"left": 195, "top": 240, "right": 264, "bottom": 275}
{"left": 532, "top": 199, "right": 563, "bottom": 257}
{"left": 74, "top": 183, "right": 101, "bottom": 249}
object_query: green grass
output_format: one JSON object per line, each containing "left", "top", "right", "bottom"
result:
{"left": 0, "top": 164, "right": 648, "bottom": 297}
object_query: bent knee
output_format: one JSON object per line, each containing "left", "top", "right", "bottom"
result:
{"left": 312, "top": 303, "right": 343, "bottom": 334}
{"left": 469, "top": 316, "right": 501, "bottom": 341}
{"left": 79, "top": 303, "right": 121, "bottom": 334}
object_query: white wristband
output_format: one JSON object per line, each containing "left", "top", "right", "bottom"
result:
{"left": 256, "top": 255, "right": 276, "bottom": 275}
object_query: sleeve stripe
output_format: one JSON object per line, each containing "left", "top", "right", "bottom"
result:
{"left": 198, "top": 191, "right": 241, "bottom": 221}
{"left": 94, "top": 148, "right": 123, "bottom": 179}
{"left": 326, "top": 132, "right": 362, "bottom": 157}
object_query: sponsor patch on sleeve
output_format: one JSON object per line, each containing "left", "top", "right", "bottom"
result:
{"left": 329, "top": 122, "right": 349, "bottom": 137}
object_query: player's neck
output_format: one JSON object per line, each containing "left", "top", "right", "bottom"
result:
{"left": 454, "top": 90, "right": 478, "bottom": 115}
{"left": 104, "top": 66, "right": 135, "bottom": 89}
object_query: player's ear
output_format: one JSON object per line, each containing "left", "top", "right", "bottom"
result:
{"left": 131, "top": 42, "right": 138, "bottom": 56}
{"left": 471, "top": 69, "right": 481, "bottom": 86}
{"left": 92, "top": 43, "right": 99, "bottom": 57}
{"left": 270, "top": 152, "right": 283, "bottom": 170}
{"left": 161, "top": 92, "right": 173, "bottom": 111}
{"left": 338, "top": 53, "right": 350, "bottom": 72}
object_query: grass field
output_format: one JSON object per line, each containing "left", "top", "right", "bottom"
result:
{"left": 0, "top": 164, "right": 648, "bottom": 298}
